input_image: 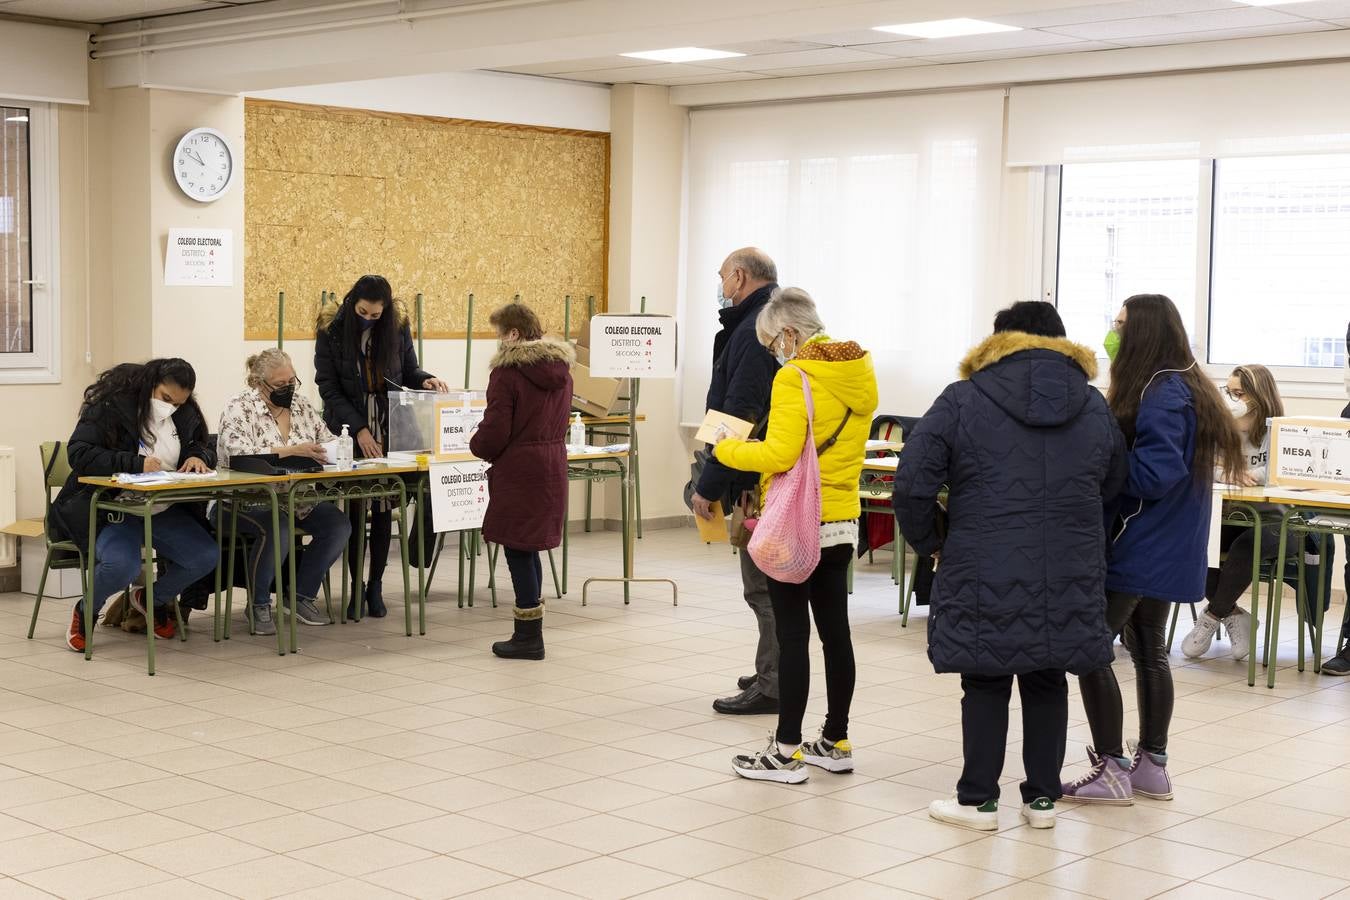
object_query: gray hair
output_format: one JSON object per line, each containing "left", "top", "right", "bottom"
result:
{"left": 756, "top": 287, "right": 825, "bottom": 347}
{"left": 245, "top": 347, "right": 292, "bottom": 388}
{"left": 727, "top": 247, "right": 777, "bottom": 283}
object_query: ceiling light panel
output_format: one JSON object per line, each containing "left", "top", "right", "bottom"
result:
{"left": 867, "top": 29, "right": 1083, "bottom": 57}
{"left": 872, "top": 18, "right": 1021, "bottom": 38}
{"left": 620, "top": 47, "right": 744, "bottom": 63}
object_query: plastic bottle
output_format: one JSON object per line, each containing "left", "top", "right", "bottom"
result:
{"left": 570, "top": 412, "right": 586, "bottom": 449}
{"left": 336, "top": 424, "right": 354, "bottom": 471}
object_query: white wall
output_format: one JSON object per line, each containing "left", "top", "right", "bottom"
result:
{"left": 248, "top": 71, "right": 611, "bottom": 133}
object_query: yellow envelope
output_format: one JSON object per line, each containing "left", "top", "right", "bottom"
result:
{"left": 695, "top": 410, "right": 754, "bottom": 445}
{"left": 695, "top": 501, "right": 728, "bottom": 543}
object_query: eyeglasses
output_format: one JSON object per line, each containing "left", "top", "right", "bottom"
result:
{"left": 266, "top": 376, "right": 302, "bottom": 392}
{"left": 1222, "top": 386, "right": 1246, "bottom": 401}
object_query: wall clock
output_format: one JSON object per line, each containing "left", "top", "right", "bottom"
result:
{"left": 173, "top": 127, "right": 236, "bottom": 202}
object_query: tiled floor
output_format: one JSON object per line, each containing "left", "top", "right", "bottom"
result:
{"left": 2, "top": 527, "right": 1349, "bottom": 900}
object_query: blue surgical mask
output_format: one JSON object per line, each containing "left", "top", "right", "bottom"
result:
{"left": 773, "top": 333, "right": 795, "bottom": 366}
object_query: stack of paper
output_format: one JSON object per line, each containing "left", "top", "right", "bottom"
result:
{"left": 114, "top": 471, "right": 217, "bottom": 485}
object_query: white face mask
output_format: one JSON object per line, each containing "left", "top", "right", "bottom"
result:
{"left": 1226, "top": 395, "right": 1250, "bottom": 418}
{"left": 150, "top": 398, "right": 177, "bottom": 422}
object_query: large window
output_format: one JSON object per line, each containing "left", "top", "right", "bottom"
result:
{"left": 1052, "top": 155, "right": 1349, "bottom": 383}
{"left": 0, "top": 100, "right": 57, "bottom": 384}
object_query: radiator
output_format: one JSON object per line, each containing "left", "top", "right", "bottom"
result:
{"left": 0, "top": 446, "right": 15, "bottom": 567}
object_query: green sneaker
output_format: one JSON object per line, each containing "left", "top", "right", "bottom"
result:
{"left": 928, "top": 796, "right": 998, "bottom": 831}
{"left": 1021, "top": 797, "right": 1056, "bottom": 829}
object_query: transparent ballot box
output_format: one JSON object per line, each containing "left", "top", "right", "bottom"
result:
{"left": 387, "top": 389, "right": 487, "bottom": 455}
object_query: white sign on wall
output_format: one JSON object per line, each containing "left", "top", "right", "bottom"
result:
{"left": 429, "top": 459, "right": 491, "bottom": 533}
{"left": 165, "top": 228, "right": 233, "bottom": 286}
{"left": 588, "top": 314, "right": 677, "bottom": 378}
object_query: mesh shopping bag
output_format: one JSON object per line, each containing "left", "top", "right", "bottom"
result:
{"left": 747, "top": 367, "right": 822, "bottom": 583}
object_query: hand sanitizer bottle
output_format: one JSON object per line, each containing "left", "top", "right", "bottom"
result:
{"left": 570, "top": 412, "right": 586, "bottom": 450}
{"left": 337, "top": 425, "right": 354, "bottom": 471}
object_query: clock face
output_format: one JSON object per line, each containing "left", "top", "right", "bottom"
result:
{"left": 174, "top": 128, "right": 235, "bottom": 202}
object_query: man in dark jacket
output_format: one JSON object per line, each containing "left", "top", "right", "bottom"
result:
{"left": 895, "top": 302, "right": 1127, "bottom": 832}
{"left": 692, "top": 247, "right": 781, "bottom": 715}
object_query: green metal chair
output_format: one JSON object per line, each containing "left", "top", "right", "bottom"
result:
{"left": 27, "top": 441, "right": 88, "bottom": 640}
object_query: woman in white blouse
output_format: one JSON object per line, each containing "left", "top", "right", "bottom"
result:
{"left": 218, "top": 348, "right": 351, "bottom": 636}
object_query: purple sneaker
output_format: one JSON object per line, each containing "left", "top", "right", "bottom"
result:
{"left": 1060, "top": 747, "right": 1133, "bottom": 805}
{"left": 1128, "top": 741, "right": 1173, "bottom": 800}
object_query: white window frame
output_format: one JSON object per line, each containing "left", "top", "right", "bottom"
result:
{"left": 1042, "top": 159, "right": 1346, "bottom": 400}
{"left": 0, "top": 99, "right": 60, "bottom": 385}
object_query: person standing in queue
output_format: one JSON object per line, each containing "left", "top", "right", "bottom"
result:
{"left": 691, "top": 247, "right": 782, "bottom": 716}
{"left": 470, "top": 303, "right": 574, "bottom": 660}
{"left": 315, "top": 275, "right": 449, "bottom": 619}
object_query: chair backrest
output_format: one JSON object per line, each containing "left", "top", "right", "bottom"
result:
{"left": 870, "top": 414, "right": 921, "bottom": 443}
{"left": 39, "top": 441, "right": 73, "bottom": 547}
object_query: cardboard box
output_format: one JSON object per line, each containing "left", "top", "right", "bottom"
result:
{"left": 574, "top": 343, "right": 590, "bottom": 368}
{"left": 571, "top": 362, "right": 622, "bottom": 417}
{"left": 20, "top": 534, "right": 82, "bottom": 598}
{"left": 1267, "top": 416, "right": 1350, "bottom": 492}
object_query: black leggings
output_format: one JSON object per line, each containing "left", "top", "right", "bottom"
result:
{"left": 347, "top": 502, "right": 392, "bottom": 588}
{"left": 1206, "top": 523, "right": 1281, "bottom": 618}
{"left": 1078, "top": 592, "right": 1173, "bottom": 757}
{"left": 504, "top": 547, "right": 543, "bottom": 610}
{"left": 767, "top": 543, "right": 855, "bottom": 746}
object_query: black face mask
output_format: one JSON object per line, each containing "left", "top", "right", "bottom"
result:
{"left": 268, "top": 385, "right": 295, "bottom": 409}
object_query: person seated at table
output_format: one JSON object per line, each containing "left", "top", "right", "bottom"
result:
{"left": 714, "top": 287, "right": 878, "bottom": 783}
{"left": 470, "top": 302, "right": 573, "bottom": 660}
{"left": 218, "top": 348, "right": 352, "bottom": 636}
{"left": 315, "top": 274, "right": 449, "bottom": 619}
{"left": 51, "top": 358, "right": 218, "bottom": 651}
{"left": 1181, "top": 364, "right": 1285, "bottom": 662}
{"left": 895, "top": 301, "right": 1126, "bottom": 830}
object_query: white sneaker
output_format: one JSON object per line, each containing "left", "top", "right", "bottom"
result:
{"left": 1223, "top": 608, "right": 1253, "bottom": 661}
{"left": 1021, "top": 798, "right": 1056, "bottom": 829}
{"left": 1181, "top": 611, "right": 1221, "bottom": 658}
{"left": 928, "top": 796, "right": 998, "bottom": 831}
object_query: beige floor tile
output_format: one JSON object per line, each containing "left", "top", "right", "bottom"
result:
{"left": 163, "top": 793, "right": 293, "bottom": 831}
{"left": 1154, "top": 817, "right": 1292, "bottom": 857}
{"left": 379, "top": 813, "right": 520, "bottom": 855}
{"left": 1209, "top": 798, "right": 1342, "bottom": 837}
{"left": 613, "top": 795, "right": 744, "bottom": 832}
{"left": 847, "top": 814, "right": 988, "bottom": 856}
{"left": 288, "top": 832, "right": 434, "bottom": 877}
{"left": 16, "top": 853, "right": 173, "bottom": 899}
{"left": 536, "top": 777, "right": 667, "bottom": 814}
{"left": 1255, "top": 837, "right": 1350, "bottom": 881}
{"left": 614, "top": 834, "right": 759, "bottom": 878}
{"left": 61, "top": 811, "right": 205, "bottom": 853}
{"left": 280, "top": 880, "right": 412, "bottom": 900}
{"left": 937, "top": 834, "right": 1082, "bottom": 879}
{"left": 462, "top": 793, "right": 594, "bottom": 832}
{"left": 0, "top": 877, "right": 64, "bottom": 900}
{"left": 457, "top": 883, "right": 578, "bottom": 900}
{"left": 190, "top": 853, "right": 345, "bottom": 899}
{"left": 1202, "top": 857, "right": 1350, "bottom": 899}
{"left": 366, "top": 855, "right": 513, "bottom": 899}
{"left": 0, "top": 831, "right": 103, "bottom": 876}
{"left": 1150, "top": 883, "right": 1267, "bottom": 900}
{"left": 127, "top": 831, "right": 273, "bottom": 877}
{"left": 98, "top": 881, "right": 237, "bottom": 900}
{"left": 867, "top": 856, "right": 1018, "bottom": 899}
{"left": 314, "top": 794, "right": 443, "bottom": 832}
{"left": 452, "top": 833, "right": 597, "bottom": 877}
{"left": 1095, "top": 835, "right": 1245, "bottom": 881}
{"left": 7, "top": 794, "right": 141, "bottom": 831}
{"left": 998, "top": 815, "right": 1145, "bottom": 857}
{"left": 1034, "top": 856, "right": 1186, "bottom": 899}
{"left": 528, "top": 856, "right": 682, "bottom": 899}
{"left": 547, "top": 813, "right": 676, "bottom": 854}
{"left": 776, "top": 833, "right": 918, "bottom": 878}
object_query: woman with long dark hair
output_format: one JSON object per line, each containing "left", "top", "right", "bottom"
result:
{"left": 1063, "top": 294, "right": 1243, "bottom": 805}
{"left": 51, "top": 358, "right": 219, "bottom": 651}
{"left": 314, "top": 275, "right": 448, "bottom": 618}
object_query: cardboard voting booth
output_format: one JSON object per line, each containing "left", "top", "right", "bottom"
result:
{"left": 1268, "top": 417, "right": 1350, "bottom": 493}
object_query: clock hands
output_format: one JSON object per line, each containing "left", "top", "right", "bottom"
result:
{"left": 186, "top": 147, "right": 207, "bottom": 166}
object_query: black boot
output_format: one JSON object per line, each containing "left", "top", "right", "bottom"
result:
{"left": 492, "top": 607, "right": 544, "bottom": 660}
{"left": 366, "top": 581, "right": 387, "bottom": 618}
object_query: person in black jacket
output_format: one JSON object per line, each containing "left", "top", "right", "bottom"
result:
{"left": 1327, "top": 318, "right": 1350, "bottom": 676}
{"left": 894, "top": 302, "right": 1127, "bottom": 832}
{"left": 690, "top": 247, "right": 781, "bottom": 715}
{"left": 315, "top": 275, "right": 448, "bottom": 619}
{"left": 51, "top": 358, "right": 219, "bottom": 652}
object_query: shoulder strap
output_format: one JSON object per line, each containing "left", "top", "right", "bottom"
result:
{"left": 816, "top": 409, "right": 852, "bottom": 456}
{"left": 44, "top": 442, "right": 62, "bottom": 481}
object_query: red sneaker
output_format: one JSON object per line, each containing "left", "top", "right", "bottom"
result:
{"left": 131, "top": 588, "right": 176, "bottom": 640}
{"left": 66, "top": 607, "right": 85, "bottom": 653}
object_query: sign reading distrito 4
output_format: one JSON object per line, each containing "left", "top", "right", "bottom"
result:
{"left": 1268, "top": 417, "right": 1350, "bottom": 491}
{"left": 587, "top": 314, "right": 677, "bottom": 378}
{"left": 428, "top": 459, "right": 491, "bottom": 533}
{"left": 164, "top": 227, "right": 233, "bottom": 287}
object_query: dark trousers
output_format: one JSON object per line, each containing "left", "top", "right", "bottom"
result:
{"left": 1078, "top": 592, "right": 1173, "bottom": 757}
{"left": 1206, "top": 523, "right": 1281, "bottom": 618}
{"left": 741, "top": 550, "right": 778, "bottom": 698}
{"left": 767, "top": 543, "right": 855, "bottom": 746}
{"left": 234, "top": 501, "right": 351, "bottom": 607}
{"left": 503, "top": 547, "right": 543, "bottom": 610}
{"left": 957, "top": 669, "right": 1068, "bottom": 806}
{"left": 347, "top": 502, "right": 392, "bottom": 589}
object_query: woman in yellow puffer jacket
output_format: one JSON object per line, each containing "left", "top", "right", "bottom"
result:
{"left": 714, "top": 287, "right": 878, "bottom": 784}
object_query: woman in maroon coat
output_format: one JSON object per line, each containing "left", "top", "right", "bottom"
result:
{"left": 470, "top": 303, "right": 575, "bottom": 659}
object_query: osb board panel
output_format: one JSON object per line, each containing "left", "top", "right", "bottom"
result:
{"left": 244, "top": 99, "right": 609, "bottom": 341}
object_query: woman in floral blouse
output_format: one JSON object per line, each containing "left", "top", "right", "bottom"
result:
{"left": 218, "top": 348, "right": 351, "bottom": 636}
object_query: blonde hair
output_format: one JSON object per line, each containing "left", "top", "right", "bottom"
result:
{"left": 245, "top": 347, "right": 291, "bottom": 388}
{"left": 1231, "top": 364, "right": 1284, "bottom": 445}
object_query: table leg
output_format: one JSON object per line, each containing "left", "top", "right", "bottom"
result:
{"left": 1248, "top": 506, "right": 1262, "bottom": 687}
{"left": 1297, "top": 540, "right": 1308, "bottom": 673}
{"left": 417, "top": 476, "right": 427, "bottom": 635}
{"left": 457, "top": 531, "right": 467, "bottom": 609}
{"left": 225, "top": 503, "right": 239, "bottom": 640}
{"left": 467, "top": 529, "right": 479, "bottom": 608}
{"left": 83, "top": 488, "right": 103, "bottom": 661}
{"left": 353, "top": 500, "right": 368, "bottom": 621}
{"left": 339, "top": 498, "right": 350, "bottom": 623}
{"left": 397, "top": 479, "right": 413, "bottom": 637}
{"left": 213, "top": 500, "right": 224, "bottom": 643}
{"left": 1266, "top": 516, "right": 1292, "bottom": 689}
{"left": 1314, "top": 532, "right": 1329, "bottom": 674}
{"left": 621, "top": 460, "right": 631, "bottom": 605}
{"left": 562, "top": 506, "right": 570, "bottom": 596}
{"left": 142, "top": 502, "right": 157, "bottom": 676}
{"left": 271, "top": 492, "right": 286, "bottom": 657}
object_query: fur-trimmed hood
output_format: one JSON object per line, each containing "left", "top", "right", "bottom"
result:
{"left": 958, "top": 331, "right": 1099, "bottom": 428}
{"left": 489, "top": 338, "right": 574, "bottom": 391}
{"left": 959, "top": 332, "right": 1098, "bottom": 381}
{"left": 315, "top": 298, "right": 412, "bottom": 333}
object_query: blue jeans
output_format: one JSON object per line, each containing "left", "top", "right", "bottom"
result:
{"left": 85, "top": 506, "right": 218, "bottom": 618}
{"left": 234, "top": 502, "right": 350, "bottom": 608}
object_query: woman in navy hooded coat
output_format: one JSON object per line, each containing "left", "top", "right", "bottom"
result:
{"left": 894, "top": 302, "right": 1126, "bottom": 832}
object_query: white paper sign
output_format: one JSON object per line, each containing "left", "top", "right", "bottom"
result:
{"left": 428, "top": 460, "right": 490, "bottom": 533}
{"left": 588, "top": 314, "right": 677, "bottom": 378}
{"left": 436, "top": 402, "right": 486, "bottom": 458}
{"left": 1271, "top": 418, "right": 1350, "bottom": 491}
{"left": 165, "top": 228, "right": 233, "bottom": 286}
